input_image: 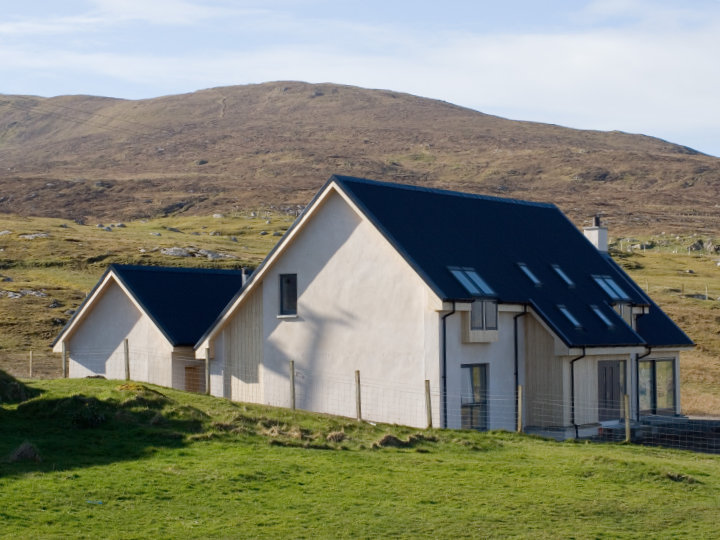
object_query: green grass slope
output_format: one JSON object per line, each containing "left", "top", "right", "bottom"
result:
{"left": 2, "top": 378, "right": 719, "bottom": 538}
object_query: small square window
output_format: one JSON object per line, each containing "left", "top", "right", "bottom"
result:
{"left": 471, "top": 299, "right": 498, "bottom": 330}
{"left": 279, "top": 274, "right": 297, "bottom": 315}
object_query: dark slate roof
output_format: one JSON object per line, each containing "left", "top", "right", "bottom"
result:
{"left": 331, "top": 175, "right": 693, "bottom": 349}
{"left": 55, "top": 265, "right": 245, "bottom": 347}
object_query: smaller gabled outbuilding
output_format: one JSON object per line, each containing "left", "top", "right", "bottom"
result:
{"left": 52, "top": 265, "right": 245, "bottom": 392}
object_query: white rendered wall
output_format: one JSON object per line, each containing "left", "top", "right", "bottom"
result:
{"left": 261, "top": 191, "right": 440, "bottom": 428}
{"left": 213, "top": 285, "right": 264, "bottom": 403}
{"left": 67, "top": 280, "right": 173, "bottom": 385}
{"left": 171, "top": 347, "right": 205, "bottom": 392}
{"left": 444, "top": 309, "right": 519, "bottom": 431}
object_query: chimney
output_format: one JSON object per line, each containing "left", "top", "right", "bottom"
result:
{"left": 583, "top": 215, "right": 608, "bottom": 252}
{"left": 241, "top": 267, "right": 252, "bottom": 286}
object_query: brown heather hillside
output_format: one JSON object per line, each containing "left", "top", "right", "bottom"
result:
{"left": 1, "top": 81, "right": 719, "bottom": 234}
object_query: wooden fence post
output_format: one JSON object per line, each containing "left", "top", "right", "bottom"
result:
{"left": 62, "top": 342, "right": 68, "bottom": 378}
{"left": 355, "top": 370, "right": 362, "bottom": 421}
{"left": 124, "top": 339, "right": 130, "bottom": 381}
{"left": 290, "top": 360, "right": 296, "bottom": 410}
{"left": 624, "top": 394, "right": 631, "bottom": 443}
{"left": 205, "top": 348, "right": 211, "bottom": 396}
{"left": 517, "top": 385, "right": 523, "bottom": 433}
{"left": 425, "top": 379, "right": 432, "bottom": 429}
{"left": 29, "top": 350, "right": 33, "bottom": 378}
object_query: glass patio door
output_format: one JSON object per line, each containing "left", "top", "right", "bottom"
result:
{"left": 461, "top": 364, "right": 488, "bottom": 430}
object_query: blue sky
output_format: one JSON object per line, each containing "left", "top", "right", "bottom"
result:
{"left": 2, "top": 0, "right": 719, "bottom": 156}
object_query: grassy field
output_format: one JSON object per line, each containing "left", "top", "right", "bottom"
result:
{"left": 615, "top": 242, "right": 720, "bottom": 416}
{"left": 2, "top": 377, "right": 720, "bottom": 538}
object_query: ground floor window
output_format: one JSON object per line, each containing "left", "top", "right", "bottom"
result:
{"left": 598, "top": 360, "right": 626, "bottom": 421}
{"left": 461, "top": 364, "right": 488, "bottom": 430}
{"left": 639, "top": 359, "right": 676, "bottom": 415}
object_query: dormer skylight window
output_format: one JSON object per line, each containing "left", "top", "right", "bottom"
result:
{"left": 449, "top": 267, "right": 495, "bottom": 296}
{"left": 552, "top": 264, "right": 574, "bottom": 287}
{"left": 591, "top": 305, "right": 614, "bottom": 328}
{"left": 558, "top": 305, "right": 582, "bottom": 329}
{"left": 518, "top": 263, "right": 541, "bottom": 286}
{"left": 593, "top": 276, "right": 629, "bottom": 301}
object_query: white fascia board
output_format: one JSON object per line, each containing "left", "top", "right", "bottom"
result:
{"left": 565, "top": 346, "right": 647, "bottom": 357}
{"left": 646, "top": 345, "right": 695, "bottom": 353}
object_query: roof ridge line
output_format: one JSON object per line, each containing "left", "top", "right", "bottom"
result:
{"left": 331, "top": 174, "right": 556, "bottom": 208}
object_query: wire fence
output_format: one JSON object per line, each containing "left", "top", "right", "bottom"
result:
{"left": 3, "top": 348, "right": 720, "bottom": 454}
{"left": 0, "top": 351, "right": 62, "bottom": 379}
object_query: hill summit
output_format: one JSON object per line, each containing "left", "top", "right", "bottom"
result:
{"left": 1, "top": 81, "right": 719, "bottom": 234}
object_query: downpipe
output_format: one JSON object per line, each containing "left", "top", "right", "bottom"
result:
{"left": 570, "top": 347, "right": 587, "bottom": 439}
{"left": 513, "top": 306, "right": 528, "bottom": 431}
{"left": 441, "top": 302, "right": 456, "bottom": 429}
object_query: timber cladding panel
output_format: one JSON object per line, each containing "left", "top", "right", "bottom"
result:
{"left": 524, "top": 315, "right": 564, "bottom": 427}
{"left": 224, "top": 286, "right": 263, "bottom": 403}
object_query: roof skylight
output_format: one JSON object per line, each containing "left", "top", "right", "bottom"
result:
{"left": 558, "top": 305, "right": 582, "bottom": 329}
{"left": 593, "top": 276, "right": 629, "bottom": 301}
{"left": 518, "top": 263, "right": 542, "bottom": 286}
{"left": 591, "top": 305, "right": 614, "bottom": 328}
{"left": 449, "top": 267, "right": 495, "bottom": 296}
{"left": 552, "top": 264, "right": 574, "bottom": 287}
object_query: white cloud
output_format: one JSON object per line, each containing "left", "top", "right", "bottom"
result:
{"left": 87, "top": 0, "right": 259, "bottom": 25}
{"left": 0, "top": 15, "right": 102, "bottom": 36}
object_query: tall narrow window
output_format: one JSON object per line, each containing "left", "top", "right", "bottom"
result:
{"left": 279, "top": 274, "right": 297, "bottom": 315}
{"left": 461, "top": 364, "right": 488, "bottom": 430}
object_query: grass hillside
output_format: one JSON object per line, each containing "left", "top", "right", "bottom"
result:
{"left": 1, "top": 81, "right": 720, "bottom": 235}
{"left": 2, "top": 378, "right": 720, "bottom": 538}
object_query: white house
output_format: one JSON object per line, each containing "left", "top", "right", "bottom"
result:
{"left": 195, "top": 176, "right": 693, "bottom": 436}
{"left": 52, "top": 265, "right": 245, "bottom": 392}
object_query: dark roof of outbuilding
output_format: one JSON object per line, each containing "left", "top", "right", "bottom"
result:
{"left": 331, "top": 175, "right": 693, "bottom": 349}
{"left": 55, "top": 265, "right": 245, "bottom": 347}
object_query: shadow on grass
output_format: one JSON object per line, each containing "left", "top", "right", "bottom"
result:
{"left": 0, "top": 370, "right": 43, "bottom": 404}
{"left": 0, "top": 382, "right": 206, "bottom": 477}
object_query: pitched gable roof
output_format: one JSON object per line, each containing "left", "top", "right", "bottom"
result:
{"left": 55, "top": 265, "right": 245, "bottom": 347}
{"left": 331, "top": 175, "right": 693, "bottom": 349}
{"left": 197, "top": 175, "right": 692, "bottom": 351}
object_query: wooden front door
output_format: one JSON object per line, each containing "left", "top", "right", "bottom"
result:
{"left": 185, "top": 366, "right": 203, "bottom": 393}
{"left": 598, "top": 361, "right": 623, "bottom": 421}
